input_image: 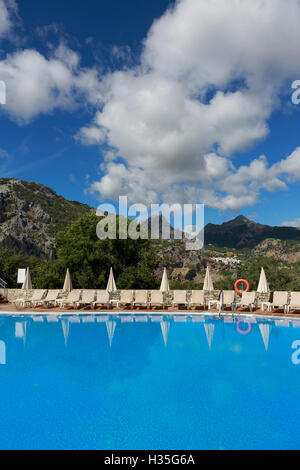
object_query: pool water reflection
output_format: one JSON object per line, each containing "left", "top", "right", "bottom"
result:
{"left": 0, "top": 314, "right": 299, "bottom": 450}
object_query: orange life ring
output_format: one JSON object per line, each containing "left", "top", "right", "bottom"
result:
{"left": 234, "top": 279, "right": 250, "bottom": 295}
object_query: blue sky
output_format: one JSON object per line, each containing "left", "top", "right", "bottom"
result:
{"left": 1, "top": 0, "right": 300, "bottom": 228}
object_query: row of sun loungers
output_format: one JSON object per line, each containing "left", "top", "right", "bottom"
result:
{"left": 235, "top": 291, "right": 300, "bottom": 313}
{"left": 14, "top": 289, "right": 208, "bottom": 310}
{"left": 13, "top": 289, "right": 300, "bottom": 313}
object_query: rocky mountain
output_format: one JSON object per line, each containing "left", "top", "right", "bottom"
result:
{"left": 205, "top": 215, "right": 300, "bottom": 249}
{"left": 0, "top": 178, "right": 92, "bottom": 258}
{"left": 142, "top": 214, "right": 183, "bottom": 240}
{"left": 2, "top": 177, "right": 300, "bottom": 262}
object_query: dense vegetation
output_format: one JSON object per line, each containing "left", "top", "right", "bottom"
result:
{"left": 236, "top": 257, "right": 300, "bottom": 291}
{"left": 0, "top": 213, "right": 160, "bottom": 289}
{"left": 2, "top": 211, "right": 300, "bottom": 291}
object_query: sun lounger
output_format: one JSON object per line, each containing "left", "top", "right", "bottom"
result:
{"left": 172, "top": 290, "right": 188, "bottom": 308}
{"left": 28, "top": 289, "right": 48, "bottom": 307}
{"left": 133, "top": 290, "right": 149, "bottom": 308}
{"left": 93, "top": 290, "right": 111, "bottom": 309}
{"left": 287, "top": 292, "right": 300, "bottom": 313}
{"left": 76, "top": 290, "right": 96, "bottom": 308}
{"left": 118, "top": 290, "right": 134, "bottom": 308}
{"left": 189, "top": 290, "right": 205, "bottom": 310}
{"left": 15, "top": 290, "right": 47, "bottom": 308}
{"left": 149, "top": 290, "right": 165, "bottom": 309}
{"left": 60, "top": 290, "right": 82, "bottom": 309}
{"left": 13, "top": 298, "right": 25, "bottom": 308}
{"left": 219, "top": 290, "right": 235, "bottom": 312}
{"left": 236, "top": 291, "right": 256, "bottom": 312}
{"left": 270, "top": 291, "right": 289, "bottom": 313}
{"left": 42, "top": 290, "right": 61, "bottom": 308}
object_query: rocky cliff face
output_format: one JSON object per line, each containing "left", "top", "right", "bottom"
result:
{"left": 0, "top": 178, "right": 92, "bottom": 258}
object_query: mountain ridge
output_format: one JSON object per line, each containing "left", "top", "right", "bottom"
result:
{"left": 204, "top": 215, "right": 300, "bottom": 248}
{"left": 1, "top": 177, "right": 300, "bottom": 256}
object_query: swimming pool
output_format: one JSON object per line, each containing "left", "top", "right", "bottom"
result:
{"left": 0, "top": 314, "right": 299, "bottom": 450}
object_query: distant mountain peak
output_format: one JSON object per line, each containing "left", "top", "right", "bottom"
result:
{"left": 205, "top": 215, "right": 300, "bottom": 249}
{"left": 224, "top": 215, "right": 256, "bottom": 226}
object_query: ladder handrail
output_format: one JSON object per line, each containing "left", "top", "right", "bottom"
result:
{"left": 0, "top": 277, "right": 7, "bottom": 288}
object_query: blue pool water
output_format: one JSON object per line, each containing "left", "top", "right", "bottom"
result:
{"left": 0, "top": 314, "right": 299, "bottom": 450}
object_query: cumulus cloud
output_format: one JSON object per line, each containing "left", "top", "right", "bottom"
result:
{"left": 2, "top": 0, "right": 300, "bottom": 211}
{"left": 0, "top": 46, "right": 103, "bottom": 123}
{"left": 88, "top": 150, "right": 300, "bottom": 211}
{"left": 78, "top": 0, "right": 300, "bottom": 210}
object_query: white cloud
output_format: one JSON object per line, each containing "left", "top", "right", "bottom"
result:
{"left": 0, "top": 1, "right": 11, "bottom": 37}
{"left": 281, "top": 218, "right": 300, "bottom": 228}
{"left": 0, "top": 0, "right": 18, "bottom": 38}
{"left": 87, "top": 150, "right": 300, "bottom": 211}
{"left": 0, "top": 46, "right": 103, "bottom": 123}
{"left": 273, "top": 148, "right": 300, "bottom": 180}
{"left": 79, "top": 0, "right": 300, "bottom": 210}
{"left": 2, "top": 0, "right": 300, "bottom": 211}
{"left": 142, "top": 0, "right": 300, "bottom": 92}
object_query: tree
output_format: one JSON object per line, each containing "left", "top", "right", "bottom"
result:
{"left": 0, "top": 248, "right": 41, "bottom": 288}
{"left": 37, "top": 213, "right": 159, "bottom": 289}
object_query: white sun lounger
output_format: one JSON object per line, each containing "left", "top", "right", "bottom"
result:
{"left": 189, "top": 290, "right": 205, "bottom": 310}
{"left": 118, "top": 290, "right": 134, "bottom": 308}
{"left": 172, "top": 291, "right": 188, "bottom": 307}
{"left": 42, "top": 290, "right": 61, "bottom": 308}
{"left": 92, "top": 290, "right": 111, "bottom": 309}
{"left": 270, "top": 291, "right": 289, "bottom": 313}
{"left": 287, "top": 292, "right": 300, "bottom": 313}
{"left": 149, "top": 290, "right": 165, "bottom": 309}
{"left": 133, "top": 290, "right": 149, "bottom": 308}
{"left": 236, "top": 291, "right": 256, "bottom": 312}
{"left": 219, "top": 290, "right": 235, "bottom": 312}
{"left": 29, "top": 290, "right": 48, "bottom": 307}
{"left": 60, "top": 290, "right": 82, "bottom": 309}
{"left": 76, "top": 290, "right": 96, "bottom": 308}
{"left": 15, "top": 290, "right": 47, "bottom": 308}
